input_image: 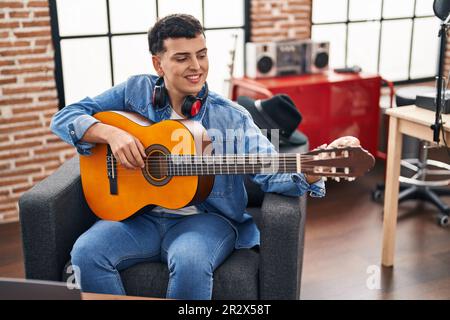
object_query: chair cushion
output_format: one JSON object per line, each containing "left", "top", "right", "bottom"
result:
{"left": 63, "top": 248, "right": 259, "bottom": 300}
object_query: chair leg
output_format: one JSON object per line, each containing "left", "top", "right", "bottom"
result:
{"left": 372, "top": 183, "right": 414, "bottom": 202}
{"left": 432, "top": 187, "right": 450, "bottom": 197}
{"left": 421, "top": 188, "right": 450, "bottom": 214}
{"left": 397, "top": 186, "right": 419, "bottom": 203}
{"left": 373, "top": 138, "right": 449, "bottom": 226}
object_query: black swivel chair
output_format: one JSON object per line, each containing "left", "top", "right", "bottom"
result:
{"left": 373, "top": 86, "right": 450, "bottom": 226}
{"left": 19, "top": 142, "right": 309, "bottom": 299}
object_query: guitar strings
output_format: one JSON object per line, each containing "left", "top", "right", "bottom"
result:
{"left": 108, "top": 156, "right": 338, "bottom": 164}
{"left": 105, "top": 163, "right": 329, "bottom": 169}
{"left": 106, "top": 161, "right": 333, "bottom": 170}
{"left": 103, "top": 165, "right": 345, "bottom": 176}
{"left": 112, "top": 154, "right": 330, "bottom": 160}
{"left": 108, "top": 159, "right": 321, "bottom": 165}
{"left": 105, "top": 153, "right": 349, "bottom": 173}
{"left": 106, "top": 158, "right": 345, "bottom": 169}
{"left": 108, "top": 152, "right": 339, "bottom": 159}
{"left": 106, "top": 162, "right": 333, "bottom": 169}
{"left": 109, "top": 153, "right": 345, "bottom": 159}
{"left": 106, "top": 159, "right": 344, "bottom": 171}
{"left": 102, "top": 150, "right": 354, "bottom": 176}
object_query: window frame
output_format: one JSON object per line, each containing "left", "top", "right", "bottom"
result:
{"left": 311, "top": 0, "right": 438, "bottom": 85}
{"left": 49, "top": 0, "right": 250, "bottom": 108}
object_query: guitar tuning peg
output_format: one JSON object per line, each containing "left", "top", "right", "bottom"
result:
{"left": 348, "top": 177, "right": 356, "bottom": 181}
{"left": 334, "top": 177, "right": 340, "bottom": 182}
{"left": 323, "top": 177, "right": 328, "bottom": 182}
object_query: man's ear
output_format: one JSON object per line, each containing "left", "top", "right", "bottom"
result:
{"left": 152, "top": 55, "right": 164, "bottom": 77}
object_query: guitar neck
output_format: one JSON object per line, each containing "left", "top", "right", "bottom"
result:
{"left": 158, "top": 154, "right": 303, "bottom": 176}
{"left": 111, "top": 146, "right": 372, "bottom": 179}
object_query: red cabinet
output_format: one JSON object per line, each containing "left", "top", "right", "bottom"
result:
{"left": 230, "top": 71, "right": 382, "bottom": 156}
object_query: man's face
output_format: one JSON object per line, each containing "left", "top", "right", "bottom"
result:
{"left": 153, "top": 34, "right": 209, "bottom": 96}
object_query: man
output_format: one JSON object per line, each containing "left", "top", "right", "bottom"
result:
{"left": 50, "top": 14, "right": 359, "bottom": 299}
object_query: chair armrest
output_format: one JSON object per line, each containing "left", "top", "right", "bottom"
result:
{"left": 18, "top": 155, "right": 96, "bottom": 281}
{"left": 259, "top": 192, "right": 307, "bottom": 300}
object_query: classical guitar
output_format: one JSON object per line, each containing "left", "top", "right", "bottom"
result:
{"left": 79, "top": 111, "right": 375, "bottom": 221}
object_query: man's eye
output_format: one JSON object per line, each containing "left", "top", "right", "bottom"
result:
{"left": 198, "top": 54, "right": 207, "bottom": 59}
{"left": 176, "top": 57, "right": 187, "bottom": 62}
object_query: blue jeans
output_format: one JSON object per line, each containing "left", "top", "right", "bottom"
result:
{"left": 70, "top": 211, "right": 236, "bottom": 300}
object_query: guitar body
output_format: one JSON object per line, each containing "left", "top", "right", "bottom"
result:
{"left": 79, "top": 111, "right": 214, "bottom": 221}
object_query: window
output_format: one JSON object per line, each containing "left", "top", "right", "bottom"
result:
{"left": 311, "top": 0, "right": 440, "bottom": 83}
{"left": 50, "top": 0, "right": 248, "bottom": 106}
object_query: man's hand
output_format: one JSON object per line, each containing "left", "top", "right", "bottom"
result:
{"left": 81, "top": 122, "right": 146, "bottom": 170}
{"left": 304, "top": 136, "right": 361, "bottom": 183}
{"left": 106, "top": 127, "right": 146, "bottom": 170}
{"left": 326, "top": 136, "right": 360, "bottom": 149}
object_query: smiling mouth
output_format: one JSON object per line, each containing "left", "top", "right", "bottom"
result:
{"left": 185, "top": 74, "right": 202, "bottom": 83}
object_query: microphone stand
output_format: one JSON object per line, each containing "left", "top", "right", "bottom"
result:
{"left": 432, "top": 14, "right": 450, "bottom": 143}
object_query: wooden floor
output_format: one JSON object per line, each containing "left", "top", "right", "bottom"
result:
{"left": 0, "top": 220, "right": 24, "bottom": 279}
{"left": 302, "top": 149, "right": 450, "bottom": 299}
{"left": 0, "top": 151, "right": 449, "bottom": 299}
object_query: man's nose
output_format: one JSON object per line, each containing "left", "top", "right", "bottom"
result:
{"left": 190, "top": 57, "right": 201, "bottom": 70}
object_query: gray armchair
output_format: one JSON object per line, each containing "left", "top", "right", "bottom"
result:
{"left": 19, "top": 146, "right": 308, "bottom": 300}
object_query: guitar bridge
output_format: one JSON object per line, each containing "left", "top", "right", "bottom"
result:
{"left": 106, "top": 145, "right": 118, "bottom": 195}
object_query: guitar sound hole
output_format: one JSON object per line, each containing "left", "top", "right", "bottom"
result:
{"left": 146, "top": 150, "right": 166, "bottom": 179}
{"left": 142, "top": 145, "right": 172, "bottom": 186}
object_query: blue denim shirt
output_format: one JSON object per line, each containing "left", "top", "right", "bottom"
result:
{"left": 50, "top": 74, "right": 325, "bottom": 249}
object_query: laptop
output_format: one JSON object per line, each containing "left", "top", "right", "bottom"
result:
{"left": 0, "top": 277, "right": 82, "bottom": 300}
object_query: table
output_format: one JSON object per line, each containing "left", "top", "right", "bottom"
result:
{"left": 382, "top": 106, "right": 450, "bottom": 267}
{"left": 230, "top": 72, "right": 382, "bottom": 156}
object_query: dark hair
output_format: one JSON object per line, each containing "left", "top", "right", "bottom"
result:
{"left": 148, "top": 14, "right": 205, "bottom": 55}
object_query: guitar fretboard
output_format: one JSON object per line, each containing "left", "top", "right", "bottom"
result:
{"left": 149, "top": 154, "right": 302, "bottom": 175}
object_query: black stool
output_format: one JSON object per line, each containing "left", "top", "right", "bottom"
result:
{"left": 372, "top": 86, "right": 450, "bottom": 226}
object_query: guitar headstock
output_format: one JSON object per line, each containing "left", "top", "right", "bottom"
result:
{"left": 302, "top": 146, "right": 375, "bottom": 181}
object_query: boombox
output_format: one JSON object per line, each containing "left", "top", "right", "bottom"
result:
{"left": 245, "top": 40, "right": 329, "bottom": 79}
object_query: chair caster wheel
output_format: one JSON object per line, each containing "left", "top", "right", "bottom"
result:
{"left": 437, "top": 214, "right": 449, "bottom": 227}
{"left": 372, "top": 189, "right": 383, "bottom": 202}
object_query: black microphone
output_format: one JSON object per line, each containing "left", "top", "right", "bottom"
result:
{"left": 431, "top": 0, "right": 450, "bottom": 143}
{"left": 433, "top": 0, "right": 450, "bottom": 21}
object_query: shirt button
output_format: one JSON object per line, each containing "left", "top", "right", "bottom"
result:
{"left": 70, "top": 131, "right": 75, "bottom": 135}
